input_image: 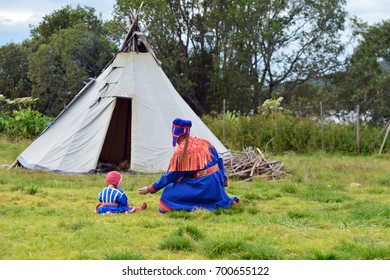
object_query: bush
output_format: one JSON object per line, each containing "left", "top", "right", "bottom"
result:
{"left": 0, "top": 95, "right": 53, "bottom": 139}
{"left": 0, "top": 108, "right": 53, "bottom": 139}
{"left": 202, "top": 113, "right": 384, "bottom": 155}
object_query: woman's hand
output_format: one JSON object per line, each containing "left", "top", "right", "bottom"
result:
{"left": 138, "top": 186, "right": 149, "bottom": 195}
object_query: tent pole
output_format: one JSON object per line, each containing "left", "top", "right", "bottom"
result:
{"left": 9, "top": 159, "right": 19, "bottom": 169}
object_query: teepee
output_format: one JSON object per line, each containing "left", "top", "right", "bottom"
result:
{"left": 14, "top": 11, "right": 228, "bottom": 174}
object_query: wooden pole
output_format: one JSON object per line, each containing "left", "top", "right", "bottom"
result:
{"left": 9, "top": 159, "right": 19, "bottom": 169}
{"left": 379, "top": 121, "right": 390, "bottom": 154}
{"left": 369, "top": 119, "right": 390, "bottom": 153}
{"left": 223, "top": 99, "right": 226, "bottom": 142}
{"left": 356, "top": 105, "right": 360, "bottom": 156}
{"left": 320, "top": 101, "right": 324, "bottom": 150}
{"left": 275, "top": 103, "right": 278, "bottom": 137}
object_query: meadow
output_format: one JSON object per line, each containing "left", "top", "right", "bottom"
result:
{"left": 0, "top": 136, "right": 389, "bottom": 260}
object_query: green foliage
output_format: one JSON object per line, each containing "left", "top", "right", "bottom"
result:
{"left": 28, "top": 16, "right": 117, "bottom": 116}
{"left": 0, "top": 42, "right": 32, "bottom": 99}
{"left": 30, "top": 5, "right": 103, "bottom": 44}
{"left": 203, "top": 113, "right": 385, "bottom": 155}
{"left": 0, "top": 95, "right": 38, "bottom": 113}
{"left": 0, "top": 5, "right": 118, "bottom": 117}
{"left": 0, "top": 107, "right": 53, "bottom": 139}
{"left": 113, "top": 0, "right": 347, "bottom": 115}
{"left": 260, "top": 97, "right": 284, "bottom": 116}
{"left": 330, "top": 20, "right": 390, "bottom": 122}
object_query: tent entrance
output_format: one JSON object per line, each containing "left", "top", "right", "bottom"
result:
{"left": 98, "top": 98, "right": 132, "bottom": 171}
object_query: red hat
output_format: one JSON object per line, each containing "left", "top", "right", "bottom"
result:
{"left": 106, "top": 171, "right": 122, "bottom": 187}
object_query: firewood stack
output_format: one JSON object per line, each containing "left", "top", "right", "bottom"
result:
{"left": 222, "top": 147, "right": 288, "bottom": 181}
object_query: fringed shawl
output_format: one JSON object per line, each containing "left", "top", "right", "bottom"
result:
{"left": 168, "top": 136, "right": 212, "bottom": 172}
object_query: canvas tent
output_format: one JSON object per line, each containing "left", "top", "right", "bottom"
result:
{"left": 14, "top": 13, "right": 228, "bottom": 174}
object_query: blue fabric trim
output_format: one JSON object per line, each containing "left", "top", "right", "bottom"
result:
{"left": 152, "top": 142, "right": 239, "bottom": 212}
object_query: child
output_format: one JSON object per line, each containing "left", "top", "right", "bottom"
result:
{"left": 96, "top": 171, "right": 146, "bottom": 214}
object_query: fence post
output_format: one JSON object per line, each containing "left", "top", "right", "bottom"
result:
{"left": 356, "top": 105, "right": 360, "bottom": 156}
{"left": 275, "top": 103, "right": 278, "bottom": 137}
{"left": 223, "top": 99, "right": 226, "bottom": 142}
{"left": 320, "top": 101, "right": 324, "bottom": 151}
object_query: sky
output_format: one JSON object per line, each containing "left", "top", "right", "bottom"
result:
{"left": 0, "top": 0, "right": 390, "bottom": 47}
{"left": 0, "top": 0, "right": 116, "bottom": 46}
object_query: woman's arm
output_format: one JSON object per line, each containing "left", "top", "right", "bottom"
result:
{"left": 139, "top": 171, "right": 185, "bottom": 194}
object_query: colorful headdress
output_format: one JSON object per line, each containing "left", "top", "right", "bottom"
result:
{"left": 172, "top": 118, "right": 192, "bottom": 147}
{"left": 106, "top": 171, "right": 122, "bottom": 187}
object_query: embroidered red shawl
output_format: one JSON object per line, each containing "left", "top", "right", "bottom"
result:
{"left": 168, "top": 136, "right": 212, "bottom": 172}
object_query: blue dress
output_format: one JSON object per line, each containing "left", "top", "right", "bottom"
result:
{"left": 148, "top": 136, "right": 239, "bottom": 212}
{"left": 96, "top": 187, "right": 133, "bottom": 214}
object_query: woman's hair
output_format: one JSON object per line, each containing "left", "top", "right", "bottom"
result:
{"left": 179, "top": 133, "right": 189, "bottom": 157}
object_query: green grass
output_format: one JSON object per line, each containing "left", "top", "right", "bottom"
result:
{"left": 0, "top": 137, "right": 390, "bottom": 260}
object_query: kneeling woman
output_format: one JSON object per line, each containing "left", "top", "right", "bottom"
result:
{"left": 138, "top": 118, "right": 239, "bottom": 212}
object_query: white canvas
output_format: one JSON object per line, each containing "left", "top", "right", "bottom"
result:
{"left": 17, "top": 52, "right": 228, "bottom": 174}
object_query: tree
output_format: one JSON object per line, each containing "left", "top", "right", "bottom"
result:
{"left": 247, "top": 0, "right": 347, "bottom": 113}
{"left": 113, "top": 0, "right": 348, "bottom": 115}
{"left": 30, "top": 5, "right": 104, "bottom": 45}
{"left": 0, "top": 42, "right": 32, "bottom": 99}
{"left": 341, "top": 20, "right": 390, "bottom": 123}
{"left": 113, "top": 0, "right": 209, "bottom": 114}
{"left": 27, "top": 5, "right": 118, "bottom": 116}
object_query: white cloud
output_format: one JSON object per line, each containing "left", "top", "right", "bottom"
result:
{"left": 346, "top": 0, "right": 390, "bottom": 24}
{"left": 0, "top": 0, "right": 115, "bottom": 46}
{"left": 0, "top": 11, "right": 35, "bottom": 25}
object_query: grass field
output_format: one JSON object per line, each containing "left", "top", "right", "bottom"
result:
{"left": 0, "top": 136, "right": 389, "bottom": 260}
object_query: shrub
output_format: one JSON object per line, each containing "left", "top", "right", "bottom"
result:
{"left": 0, "top": 108, "right": 53, "bottom": 139}
{"left": 202, "top": 113, "right": 384, "bottom": 155}
{"left": 0, "top": 95, "right": 53, "bottom": 139}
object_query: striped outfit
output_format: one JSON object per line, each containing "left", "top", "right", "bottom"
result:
{"left": 96, "top": 187, "right": 133, "bottom": 214}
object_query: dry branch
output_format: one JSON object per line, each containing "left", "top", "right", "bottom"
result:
{"left": 222, "top": 147, "right": 288, "bottom": 181}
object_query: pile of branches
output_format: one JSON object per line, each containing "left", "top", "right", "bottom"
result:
{"left": 222, "top": 147, "right": 288, "bottom": 181}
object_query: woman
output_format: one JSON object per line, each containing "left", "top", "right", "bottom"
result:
{"left": 138, "top": 118, "right": 239, "bottom": 212}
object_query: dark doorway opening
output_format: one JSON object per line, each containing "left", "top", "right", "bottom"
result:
{"left": 98, "top": 98, "right": 132, "bottom": 171}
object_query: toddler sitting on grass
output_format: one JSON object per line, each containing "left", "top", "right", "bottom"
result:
{"left": 96, "top": 171, "right": 146, "bottom": 214}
